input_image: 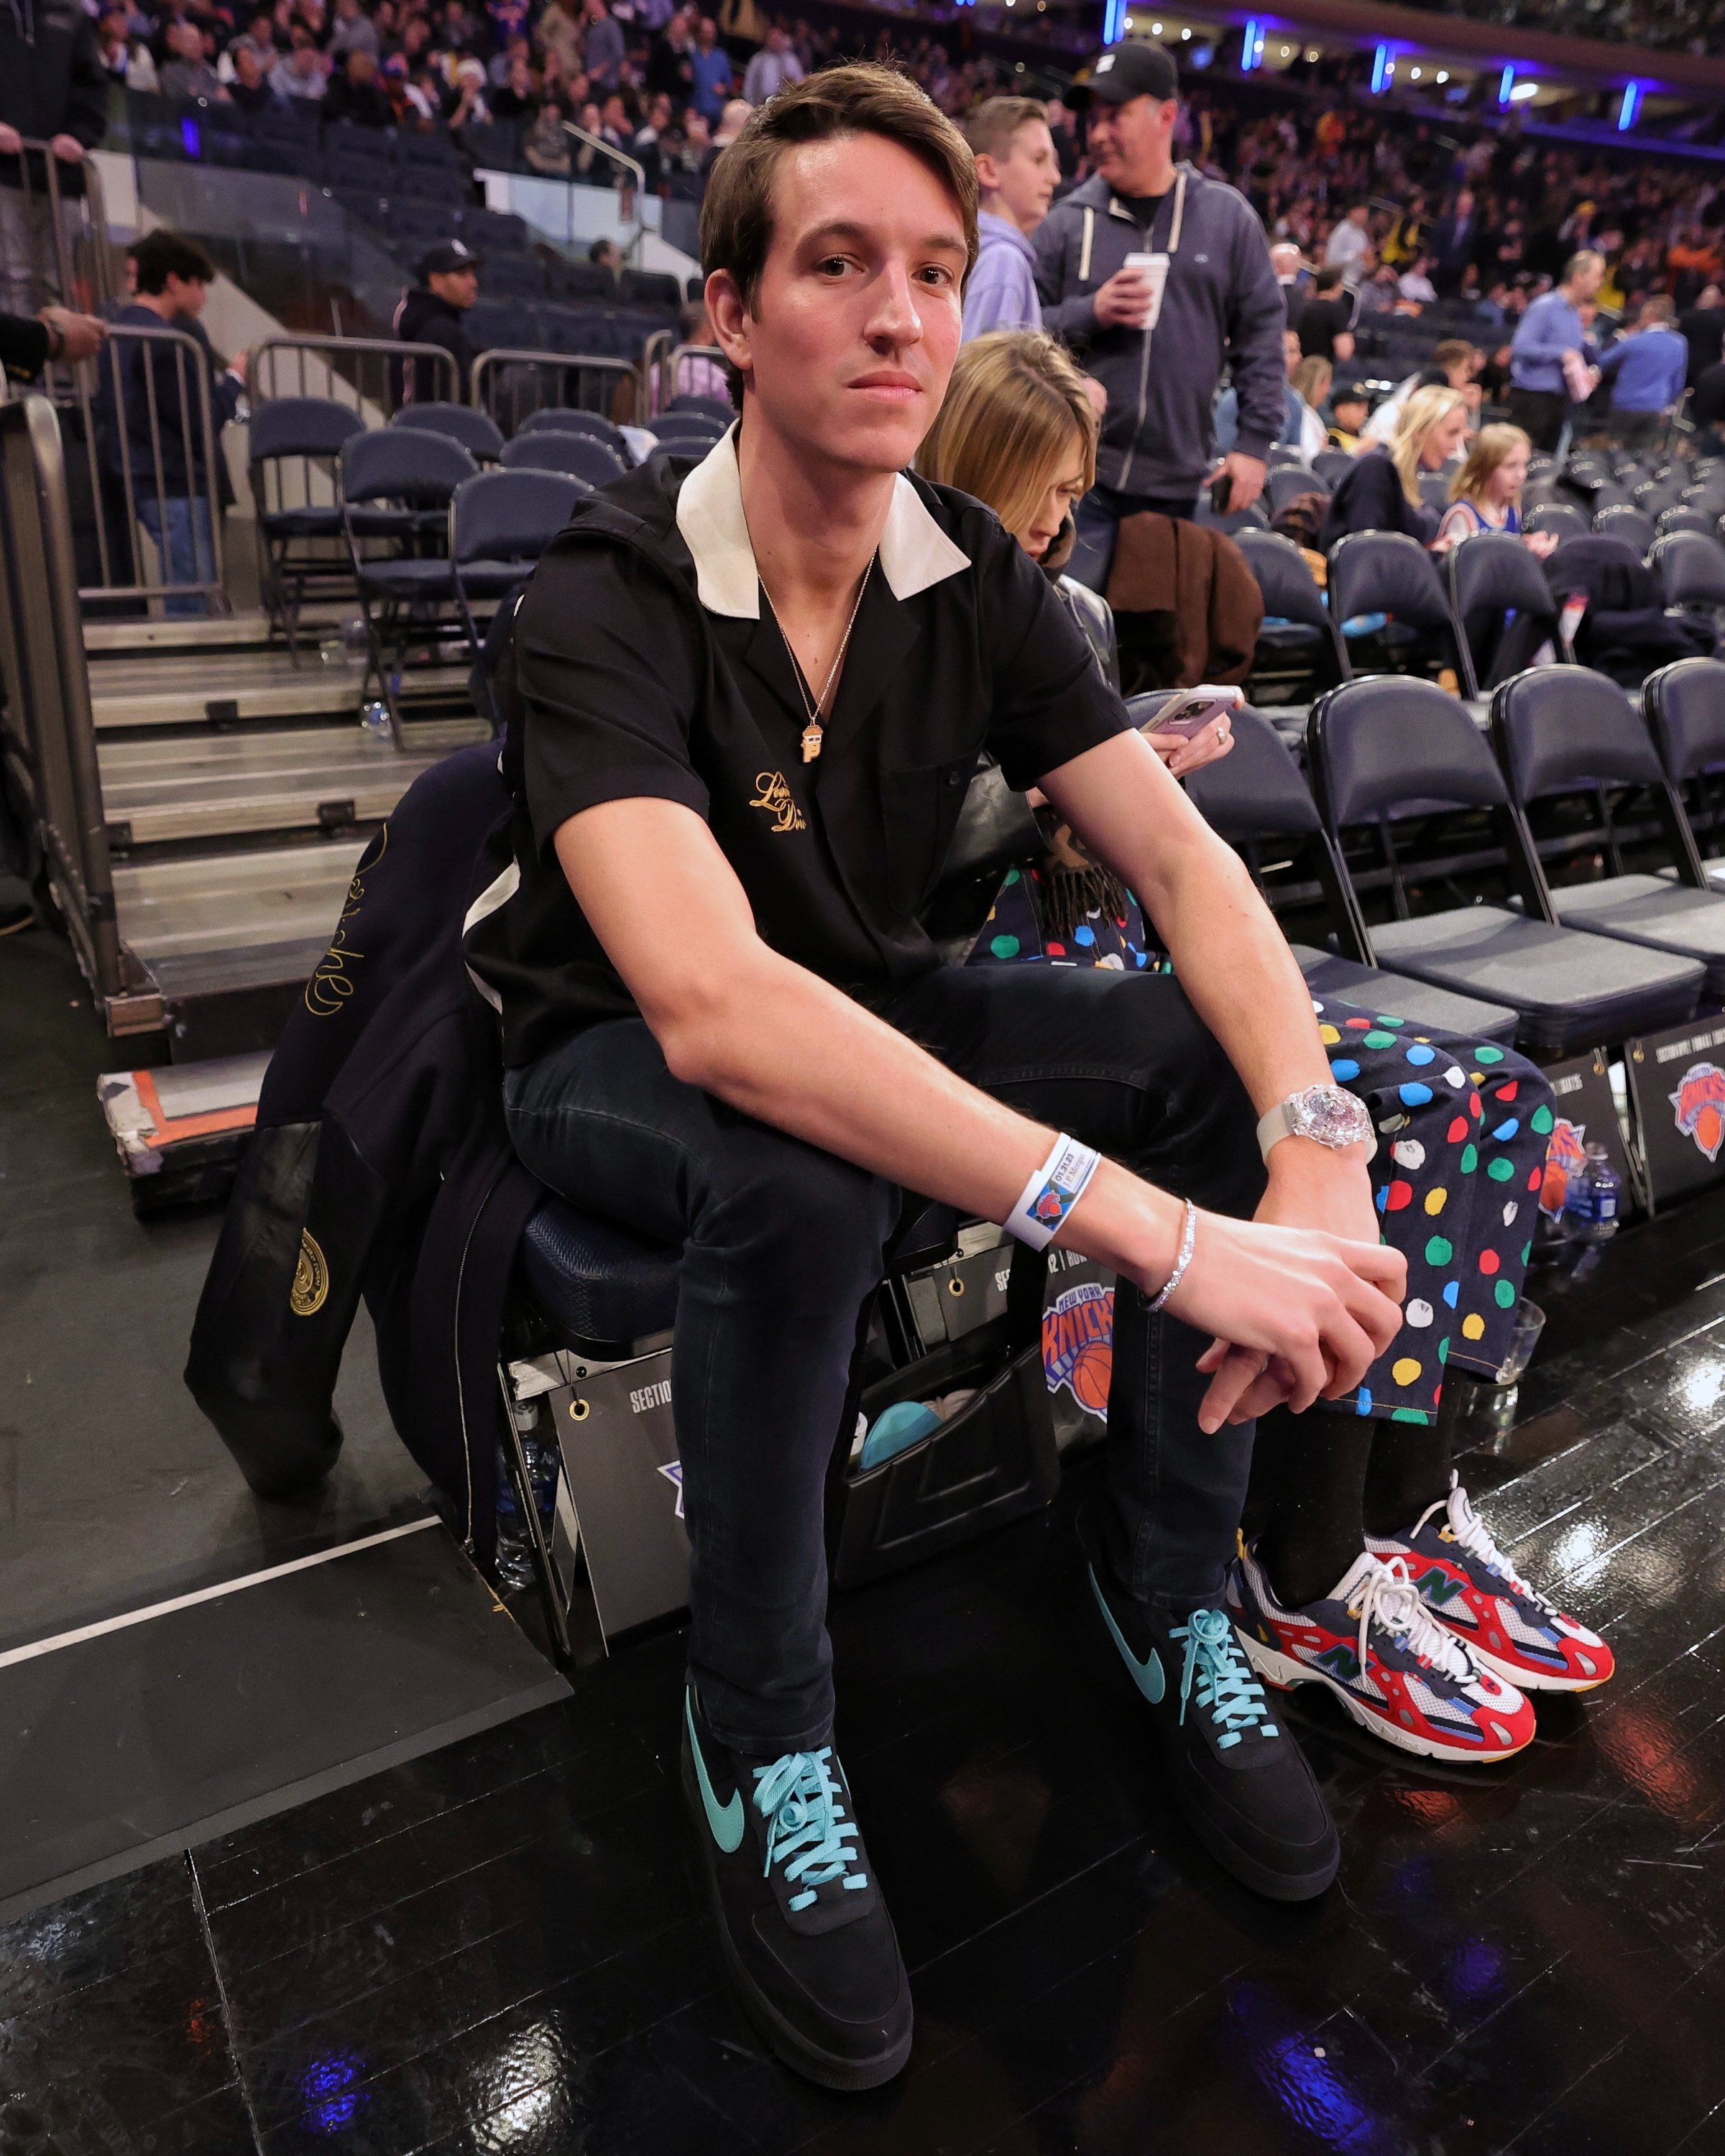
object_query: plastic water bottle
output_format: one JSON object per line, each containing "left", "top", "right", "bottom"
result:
{"left": 1564, "top": 1141, "right": 1622, "bottom": 1245}
{"left": 493, "top": 1437, "right": 537, "bottom": 1590}
{"left": 360, "top": 699, "right": 392, "bottom": 740}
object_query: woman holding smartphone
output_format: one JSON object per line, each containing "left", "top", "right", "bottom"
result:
{"left": 919, "top": 332, "right": 1614, "bottom": 1760}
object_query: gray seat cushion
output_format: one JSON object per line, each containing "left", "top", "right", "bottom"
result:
{"left": 1291, "top": 945, "right": 1518, "bottom": 1044}
{"left": 1366, "top": 904, "right": 1703, "bottom": 1057}
{"left": 1545, "top": 874, "right": 1725, "bottom": 997}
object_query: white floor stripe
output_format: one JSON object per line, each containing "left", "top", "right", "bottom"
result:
{"left": 0, "top": 1515, "right": 442, "bottom": 1673}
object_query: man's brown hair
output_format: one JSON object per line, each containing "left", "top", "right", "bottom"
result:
{"left": 961, "top": 95, "right": 1048, "bottom": 167}
{"left": 699, "top": 62, "right": 978, "bottom": 315}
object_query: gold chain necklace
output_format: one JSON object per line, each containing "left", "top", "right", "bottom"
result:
{"left": 765, "top": 561, "right": 873, "bottom": 764}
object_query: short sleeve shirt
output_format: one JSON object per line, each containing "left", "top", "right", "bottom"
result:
{"left": 464, "top": 433, "right": 1135, "bottom": 1065}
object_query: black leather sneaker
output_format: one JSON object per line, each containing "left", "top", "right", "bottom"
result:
{"left": 1086, "top": 1542, "right": 1340, "bottom": 1903}
{"left": 680, "top": 1685, "right": 913, "bottom": 2090}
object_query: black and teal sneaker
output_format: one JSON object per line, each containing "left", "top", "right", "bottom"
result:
{"left": 680, "top": 1685, "right": 913, "bottom": 2091}
{"left": 1087, "top": 1547, "right": 1340, "bottom": 1903}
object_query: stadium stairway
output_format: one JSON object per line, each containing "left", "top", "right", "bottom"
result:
{"left": 83, "top": 607, "right": 485, "bottom": 1056}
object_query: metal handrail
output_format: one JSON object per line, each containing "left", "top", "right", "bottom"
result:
{"left": 470, "top": 346, "right": 646, "bottom": 430}
{"left": 0, "top": 395, "right": 121, "bottom": 1003}
{"left": 74, "top": 320, "right": 229, "bottom": 610}
{"left": 561, "top": 122, "right": 647, "bottom": 264}
{"left": 249, "top": 333, "right": 461, "bottom": 415}
{"left": 9, "top": 137, "right": 114, "bottom": 317}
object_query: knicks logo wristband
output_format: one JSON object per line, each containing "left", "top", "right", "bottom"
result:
{"left": 1005, "top": 1135, "right": 1101, "bottom": 1250}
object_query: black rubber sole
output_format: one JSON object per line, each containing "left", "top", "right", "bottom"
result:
{"left": 679, "top": 1749, "right": 914, "bottom": 2092}
{"left": 1159, "top": 1746, "right": 1340, "bottom": 1904}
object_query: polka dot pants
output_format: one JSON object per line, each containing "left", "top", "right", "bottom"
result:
{"left": 1315, "top": 996, "right": 1554, "bottom": 1424}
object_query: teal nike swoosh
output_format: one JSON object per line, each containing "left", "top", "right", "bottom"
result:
{"left": 686, "top": 1690, "right": 746, "bottom": 1853}
{"left": 1088, "top": 1565, "right": 1166, "bottom": 1705}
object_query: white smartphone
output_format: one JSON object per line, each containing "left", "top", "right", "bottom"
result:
{"left": 1144, "top": 683, "right": 1245, "bottom": 741}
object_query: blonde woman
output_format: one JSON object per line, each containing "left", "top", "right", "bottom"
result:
{"left": 1435, "top": 422, "right": 1556, "bottom": 558}
{"left": 1320, "top": 382, "right": 1471, "bottom": 552}
{"left": 918, "top": 330, "right": 1231, "bottom": 972}
{"left": 1289, "top": 354, "right": 1332, "bottom": 464}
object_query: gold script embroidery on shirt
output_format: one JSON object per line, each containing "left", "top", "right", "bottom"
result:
{"left": 750, "top": 771, "right": 806, "bottom": 833}
{"left": 305, "top": 824, "right": 387, "bottom": 1016}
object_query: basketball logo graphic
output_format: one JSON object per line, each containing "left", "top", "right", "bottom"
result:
{"left": 1670, "top": 1061, "right": 1725, "bottom": 1164}
{"left": 1043, "top": 1281, "right": 1115, "bottom": 1419}
{"left": 1540, "top": 1117, "right": 1588, "bottom": 1220}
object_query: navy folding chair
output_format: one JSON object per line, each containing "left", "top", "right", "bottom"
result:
{"left": 666, "top": 394, "right": 734, "bottom": 424}
{"left": 1266, "top": 464, "right": 1330, "bottom": 517}
{"left": 1230, "top": 529, "right": 1346, "bottom": 698}
{"left": 1447, "top": 531, "right": 1561, "bottom": 695}
{"left": 1306, "top": 676, "right": 1703, "bottom": 1056}
{"left": 248, "top": 396, "right": 367, "bottom": 657}
{"left": 517, "top": 407, "right": 630, "bottom": 457}
{"left": 1653, "top": 531, "right": 1725, "bottom": 640}
{"left": 341, "top": 428, "right": 477, "bottom": 745}
{"left": 1644, "top": 657, "right": 1725, "bottom": 890}
{"left": 1491, "top": 664, "right": 1725, "bottom": 990}
{"left": 1657, "top": 507, "right": 1716, "bottom": 543}
{"left": 449, "top": 469, "right": 586, "bottom": 716}
{"left": 390, "top": 402, "right": 505, "bottom": 463}
{"left": 500, "top": 431, "right": 625, "bottom": 485}
{"left": 1594, "top": 504, "right": 1656, "bottom": 557}
{"left": 1182, "top": 704, "right": 1517, "bottom": 1040}
{"left": 1527, "top": 501, "right": 1589, "bottom": 544}
{"left": 1327, "top": 530, "right": 1476, "bottom": 694}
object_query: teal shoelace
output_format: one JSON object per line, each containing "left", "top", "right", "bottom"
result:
{"left": 753, "top": 1749, "right": 869, "bottom": 1912}
{"left": 1171, "top": 1607, "right": 1280, "bottom": 1748}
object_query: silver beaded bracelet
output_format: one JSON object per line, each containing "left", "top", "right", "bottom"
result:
{"left": 1146, "top": 1198, "right": 1197, "bottom": 1313}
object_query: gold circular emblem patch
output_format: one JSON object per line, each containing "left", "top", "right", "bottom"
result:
{"left": 290, "top": 1228, "right": 329, "bottom": 1317}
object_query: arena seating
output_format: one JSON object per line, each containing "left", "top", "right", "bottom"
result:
{"left": 1306, "top": 676, "right": 1706, "bottom": 1055}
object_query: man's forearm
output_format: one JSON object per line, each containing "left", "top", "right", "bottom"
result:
{"left": 1041, "top": 730, "right": 1333, "bottom": 1119}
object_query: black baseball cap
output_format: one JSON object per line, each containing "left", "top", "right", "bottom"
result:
{"left": 1072, "top": 41, "right": 1179, "bottom": 106}
{"left": 418, "top": 239, "right": 478, "bottom": 280}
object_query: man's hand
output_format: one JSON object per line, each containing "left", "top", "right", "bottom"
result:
{"left": 1208, "top": 450, "right": 1266, "bottom": 515}
{"left": 1093, "top": 264, "right": 1154, "bottom": 331}
{"left": 39, "top": 305, "right": 106, "bottom": 362}
{"left": 1139, "top": 1194, "right": 1403, "bottom": 1434}
{"left": 0, "top": 125, "right": 22, "bottom": 157}
{"left": 49, "top": 134, "right": 86, "bottom": 163}
{"left": 1195, "top": 1141, "right": 1402, "bottom": 1429}
{"left": 228, "top": 347, "right": 249, "bottom": 382}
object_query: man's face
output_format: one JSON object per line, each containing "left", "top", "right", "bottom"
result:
{"left": 1086, "top": 93, "right": 1175, "bottom": 191}
{"left": 350, "top": 48, "right": 375, "bottom": 79}
{"left": 235, "top": 45, "right": 260, "bottom": 80}
{"left": 713, "top": 132, "right": 967, "bottom": 480}
{"left": 1332, "top": 395, "right": 1367, "bottom": 431}
{"left": 430, "top": 266, "right": 479, "bottom": 308}
{"left": 696, "top": 15, "right": 713, "bottom": 42}
{"left": 1456, "top": 190, "right": 1473, "bottom": 217}
{"left": 1283, "top": 328, "right": 1301, "bottom": 376}
{"left": 1572, "top": 257, "right": 1606, "bottom": 303}
{"left": 1350, "top": 205, "right": 1368, "bottom": 229}
{"left": 980, "top": 119, "right": 1057, "bottom": 235}
{"left": 163, "top": 271, "right": 209, "bottom": 318}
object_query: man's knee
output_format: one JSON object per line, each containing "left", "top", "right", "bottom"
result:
{"left": 700, "top": 1127, "right": 897, "bottom": 1286}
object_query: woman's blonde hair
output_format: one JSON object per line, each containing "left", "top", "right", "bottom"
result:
{"left": 1389, "top": 384, "right": 1469, "bottom": 507}
{"left": 1449, "top": 422, "right": 1532, "bottom": 506}
{"left": 1290, "top": 354, "right": 1332, "bottom": 409}
{"left": 917, "top": 329, "right": 1098, "bottom": 539}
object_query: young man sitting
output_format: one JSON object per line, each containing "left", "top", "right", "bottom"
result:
{"left": 465, "top": 65, "right": 1403, "bottom": 2092}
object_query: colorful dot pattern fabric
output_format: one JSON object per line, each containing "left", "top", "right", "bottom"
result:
{"left": 968, "top": 868, "right": 1168, "bottom": 973}
{"left": 1314, "top": 997, "right": 1552, "bottom": 1423}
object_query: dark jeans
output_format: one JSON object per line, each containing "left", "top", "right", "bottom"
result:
{"left": 1608, "top": 408, "right": 1665, "bottom": 454}
{"left": 1506, "top": 386, "right": 1570, "bottom": 455}
{"left": 505, "top": 963, "right": 1264, "bottom": 1754}
{"left": 1070, "top": 482, "right": 1198, "bottom": 595}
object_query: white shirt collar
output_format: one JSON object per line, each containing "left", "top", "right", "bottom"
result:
{"left": 673, "top": 423, "right": 971, "bottom": 620}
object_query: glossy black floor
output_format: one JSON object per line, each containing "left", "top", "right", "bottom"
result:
{"left": 14, "top": 905, "right": 1725, "bottom": 2155}
{"left": 7, "top": 1197, "right": 1725, "bottom": 2155}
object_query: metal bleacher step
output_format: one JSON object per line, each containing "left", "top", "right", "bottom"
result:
{"left": 97, "top": 718, "right": 488, "bottom": 847}
{"left": 112, "top": 838, "right": 367, "bottom": 1003}
{"left": 80, "top": 604, "right": 339, "bottom": 663}
{"left": 87, "top": 647, "right": 476, "bottom": 734}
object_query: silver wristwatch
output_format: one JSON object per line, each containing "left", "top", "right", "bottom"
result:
{"left": 1256, "top": 1084, "right": 1377, "bottom": 1164}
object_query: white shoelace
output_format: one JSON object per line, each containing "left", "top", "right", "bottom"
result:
{"left": 1411, "top": 1478, "right": 1557, "bottom": 1620}
{"left": 1354, "top": 1555, "right": 1478, "bottom": 1686}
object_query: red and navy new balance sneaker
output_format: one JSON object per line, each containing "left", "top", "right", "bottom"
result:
{"left": 1368, "top": 1474, "right": 1616, "bottom": 1694}
{"left": 1226, "top": 1542, "right": 1537, "bottom": 1764}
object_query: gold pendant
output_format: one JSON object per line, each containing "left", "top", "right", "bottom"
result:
{"left": 801, "top": 722, "right": 824, "bottom": 764}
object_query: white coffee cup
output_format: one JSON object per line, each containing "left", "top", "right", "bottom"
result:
{"left": 1121, "top": 249, "right": 1170, "bottom": 332}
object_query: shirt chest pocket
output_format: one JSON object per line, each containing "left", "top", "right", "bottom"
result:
{"left": 879, "top": 756, "right": 975, "bottom": 919}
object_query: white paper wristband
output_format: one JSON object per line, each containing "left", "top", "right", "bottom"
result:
{"left": 1004, "top": 1134, "right": 1100, "bottom": 1250}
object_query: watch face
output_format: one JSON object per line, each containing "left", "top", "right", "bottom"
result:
{"left": 1292, "top": 1084, "right": 1372, "bottom": 1149}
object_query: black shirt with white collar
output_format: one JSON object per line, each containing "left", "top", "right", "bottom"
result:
{"left": 464, "top": 432, "right": 1133, "bottom": 1066}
